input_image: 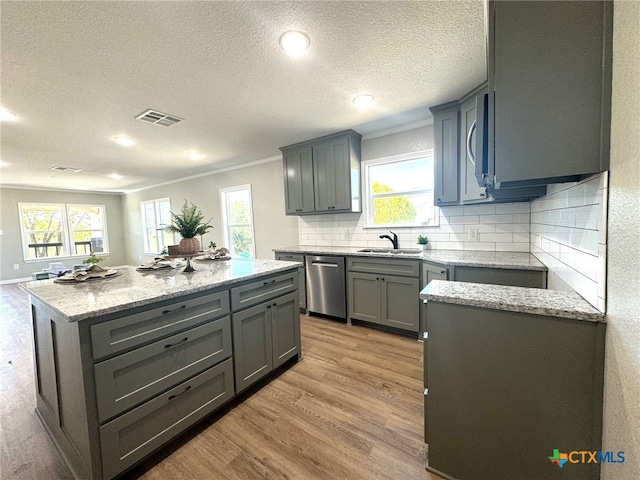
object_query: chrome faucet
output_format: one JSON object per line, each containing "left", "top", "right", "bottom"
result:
{"left": 379, "top": 231, "right": 399, "bottom": 249}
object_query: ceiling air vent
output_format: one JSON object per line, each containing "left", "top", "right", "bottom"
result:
{"left": 135, "top": 109, "right": 184, "bottom": 127}
{"left": 51, "top": 166, "right": 82, "bottom": 173}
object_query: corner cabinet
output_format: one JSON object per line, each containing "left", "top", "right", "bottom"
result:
{"left": 347, "top": 257, "right": 421, "bottom": 333}
{"left": 488, "top": 0, "right": 612, "bottom": 188}
{"left": 281, "top": 130, "right": 362, "bottom": 215}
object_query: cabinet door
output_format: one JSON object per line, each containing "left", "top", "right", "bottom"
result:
{"left": 347, "top": 271, "right": 380, "bottom": 324}
{"left": 271, "top": 292, "right": 301, "bottom": 368}
{"left": 232, "top": 304, "right": 273, "bottom": 393}
{"left": 420, "top": 263, "right": 450, "bottom": 335}
{"left": 283, "top": 147, "right": 314, "bottom": 214}
{"left": 381, "top": 275, "right": 420, "bottom": 332}
{"left": 274, "top": 254, "right": 306, "bottom": 310}
{"left": 460, "top": 93, "right": 489, "bottom": 203}
{"left": 490, "top": 1, "right": 611, "bottom": 187}
{"left": 433, "top": 108, "right": 459, "bottom": 205}
{"left": 312, "top": 139, "right": 349, "bottom": 212}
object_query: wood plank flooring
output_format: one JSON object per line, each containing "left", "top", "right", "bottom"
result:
{"left": 1, "top": 284, "right": 441, "bottom": 479}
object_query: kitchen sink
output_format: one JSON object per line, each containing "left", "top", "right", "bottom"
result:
{"left": 357, "top": 248, "right": 422, "bottom": 255}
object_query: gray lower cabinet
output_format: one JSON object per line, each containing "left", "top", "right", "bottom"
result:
{"left": 347, "top": 257, "right": 421, "bottom": 333}
{"left": 232, "top": 290, "right": 300, "bottom": 393}
{"left": 424, "top": 301, "right": 605, "bottom": 480}
{"left": 28, "top": 269, "right": 301, "bottom": 480}
{"left": 420, "top": 262, "right": 450, "bottom": 335}
{"left": 274, "top": 252, "right": 306, "bottom": 311}
{"left": 99, "top": 358, "right": 234, "bottom": 480}
{"left": 453, "top": 265, "right": 546, "bottom": 289}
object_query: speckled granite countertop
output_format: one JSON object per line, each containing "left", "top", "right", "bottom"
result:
{"left": 274, "top": 246, "right": 547, "bottom": 271}
{"left": 20, "top": 259, "right": 301, "bottom": 322}
{"left": 420, "top": 280, "right": 604, "bottom": 322}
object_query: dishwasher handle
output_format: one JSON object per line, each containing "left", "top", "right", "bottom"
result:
{"left": 310, "top": 261, "right": 339, "bottom": 267}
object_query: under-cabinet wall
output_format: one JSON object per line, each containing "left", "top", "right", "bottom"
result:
{"left": 530, "top": 173, "right": 608, "bottom": 311}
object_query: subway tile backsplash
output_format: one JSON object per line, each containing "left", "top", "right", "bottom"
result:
{"left": 298, "top": 201, "right": 531, "bottom": 253}
{"left": 530, "top": 172, "right": 608, "bottom": 312}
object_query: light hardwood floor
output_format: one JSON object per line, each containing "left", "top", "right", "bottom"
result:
{"left": 1, "top": 283, "right": 441, "bottom": 479}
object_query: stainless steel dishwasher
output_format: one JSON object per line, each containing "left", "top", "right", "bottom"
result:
{"left": 306, "top": 255, "right": 346, "bottom": 319}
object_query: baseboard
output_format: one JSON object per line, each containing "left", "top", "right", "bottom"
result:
{"left": 0, "top": 276, "right": 32, "bottom": 285}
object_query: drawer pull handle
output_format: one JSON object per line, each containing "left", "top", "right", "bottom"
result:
{"left": 168, "top": 385, "right": 192, "bottom": 401}
{"left": 263, "top": 279, "right": 277, "bottom": 285}
{"left": 267, "top": 305, "right": 272, "bottom": 309}
{"left": 440, "top": 270, "right": 446, "bottom": 275}
{"left": 164, "top": 337, "right": 188, "bottom": 349}
{"left": 162, "top": 305, "right": 187, "bottom": 315}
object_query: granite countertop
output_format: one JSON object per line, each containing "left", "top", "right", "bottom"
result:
{"left": 274, "top": 246, "right": 547, "bottom": 271}
{"left": 20, "top": 259, "right": 301, "bottom": 322}
{"left": 420, "top": 279, "right": 604, "bottom": 322}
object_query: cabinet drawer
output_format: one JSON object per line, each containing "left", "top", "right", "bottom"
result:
{"left": 275, "top": 253, "right": 305, "bottom": 264}
{"left": 99, "top": 358, "right": 234, "bottom": 480}
{"left": 347, "top": 257, "right": 420, "bottom": 277}
{"left": 231, "top": 271, "right": 298, "bottom": 311}
{"left": 94, "top": 316, "right": 232, "bottom": 422}
{"left": 91, "top": 290, "right": 230, "bottom": 360}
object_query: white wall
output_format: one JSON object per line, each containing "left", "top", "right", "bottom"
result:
{"left": 530, "top": 173, "right": 608, "bottom": 311}
{"left": 602, "top": 2, "right": 640, "bottom": 478}
{"left": 122, "top": 159, "right": 298, "bottom": 264}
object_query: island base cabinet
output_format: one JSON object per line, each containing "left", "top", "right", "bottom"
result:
{"left": 100, "top": 358, "right": 234, "bottom": 480}
{"left": 425, "top": 302, "right": 605, "bottom": 480}
{"left": 233, "top": 291, "right": 300, "bottom": 393}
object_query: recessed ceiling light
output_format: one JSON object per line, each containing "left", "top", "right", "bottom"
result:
{"left": 109, "top": 173, "right": 122, "bottom": 180}
{"left": 353, "top": 94, "right": 374, "bottom": 108}
{"left": 0, "top": 109, "right": 17, "bottom": 121}
{"left": 113, "top": 136, "right": 135, "bottom": 147}
{"left": 187, "top": 152, "right": 203, "bottom": 160}
{"left": 279, "top": 30, "right": 310, "bottom": 55}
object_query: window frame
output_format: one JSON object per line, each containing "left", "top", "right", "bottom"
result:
{"left": 362, "top": 150, "right": 439, "bottom": 229}
{"left": 220, "top": 184, "right": 256, "bottom": 259}
{"left": 140, "top": 198, "right": 174, "bottom": 255}
{"left": 18, "top": 202, "right": 109, "bottom": 262}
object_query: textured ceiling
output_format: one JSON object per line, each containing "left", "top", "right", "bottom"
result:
{"left": 0, "top": 1, "right": 486, "bottom": 192}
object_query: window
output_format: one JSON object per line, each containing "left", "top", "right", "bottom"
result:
{"left": 140, "top": 198, "right": 174, "bottom": 254}
{"left": 363, "top": 151, "right": 439, "bottom": 228}
{"left": 19, "top": 203, "right": 108, "bottom": 261}
{"left": 220, "top": 185, "right": 255, "bottom": 259}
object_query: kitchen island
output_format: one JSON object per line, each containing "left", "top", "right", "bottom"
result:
{"left": 20, "top": 259, "right": 302, "bottom": 480}
{"left": 420, "top": 280, "right": 605, "bottom": 480}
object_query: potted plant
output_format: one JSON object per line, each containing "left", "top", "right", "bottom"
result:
{"left": 417, "top": 235, "right": 429, "bottom": 251}
{"left": 163, "top": 201, "right": 213, "bottom": 254}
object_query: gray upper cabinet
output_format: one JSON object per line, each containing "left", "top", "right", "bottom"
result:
{"left": 283, "top": 146, "right": 314, "bottom": 214}
{"left": 430, "top": 102, "right": 459, "bottom": 206}
{"left": 281, "top": 130, "right": 362, "bottom": 215}
{"left": 488, "top": 0, "right": 612, "bottom": 188}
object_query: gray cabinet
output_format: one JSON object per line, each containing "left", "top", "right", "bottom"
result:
{"left": 454, "top": 265, "right": 546, "bottom": 289}
{"left": 28, "top": 269, "right": 301, "bottom": 480}
{"left": 274, "top": 252, "right": 306, "bottom": 311}
{"left": 233, "top": 291, "right": 300, "bottom": 393}
{"left": 283, "top": 147, "right": 314, "bottom": 214}
{"left": 424, "top": 301, "right": 605, "bottom": 480}
{"left": 281, "top": 130, "right": 362, "bottom": 215}
{"left": 347, "top": 257, "right": 421, "bottom": 333}
{"left": 488, "top": 0, "right": 612, "bottom": 188}
{"left": 420, "top": 262, "right": 450, "bottom": 335}
{"left": 430, "top": 102, "right": 459, "bottom": 206}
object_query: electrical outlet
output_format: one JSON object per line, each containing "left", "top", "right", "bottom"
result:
{"left": 13, "top": 264, "right": 19, "bottom": 270}
{"left": 469, "top": 229, "right": 479, "bottom": 241}
{"left": 343, "top": 230, "right": 349, "bottom": 240}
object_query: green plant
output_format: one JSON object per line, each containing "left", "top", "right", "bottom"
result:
{"left": 163, "top": 200, "right": 213, "bottom": 239}
{"left": 83, "top": 252, "right": 105, "bottom": 264}
{"left": 417, "top": 235, "right": 429, "bottom": 245}
{"left": 208, "top": 241, "right": 217, "bottom": 249}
